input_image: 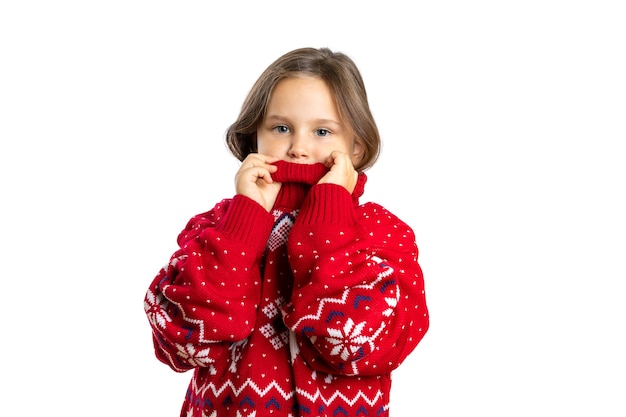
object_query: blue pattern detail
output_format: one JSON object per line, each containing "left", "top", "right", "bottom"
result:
{"left": 356, "top": 405, "right": 369, "bottom": 415}
{"left": 239, "top": 396, "right": 255, "bottom": 407}
{"left": 266, "top": 397, "right": 281, "bottom": 409}
{"left": 355, "top": 346, "right": 365, "bottom": 360}
{"left": 159, "top": 275, "right": 170, "bottom": 286}
{"left": 182, "top": 326, "right": 193, "bottom": 340}
{"left": 272, "top": 212, "right": 296, "bottom": 230}
{"left": 334, "top": 406, "right": 348, "bottom": 416}
{"left": 353, "top": 295, "right": 372, "bottom": 308}
{"left": 380, "top": 279, "right": 396, "bottom": 293}
{"left": 302, "top": 326, "right": 315, "bottom": 335}
{"left": 326, "top": 310, "right": 344, "bottom": 323}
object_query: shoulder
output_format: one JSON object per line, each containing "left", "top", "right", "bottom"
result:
{"left": 357, "top": 202, "right": 405, "bottom": 222}
{"left": 177, "top": 198, "right": 234, "bottom": 244}
{"left": 189, "top": 198, "right": 234, "bottom": 226}
{"left": 356, "top": 202, "right": 414, "bottom": 233}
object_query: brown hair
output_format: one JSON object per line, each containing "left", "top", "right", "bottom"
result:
{"left": 225, "top": 47, "right": 381, "bottom": 172}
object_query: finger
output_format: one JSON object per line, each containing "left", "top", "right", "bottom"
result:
{"left": 325, "top": 150, "right": 353, "bottom": 170}
{"left": 241, "top": 166, "right": 275, "bottom": 183}
{"left": 243, "top": 155, "right": 279, "bottom": 172}
{"left": 254, "top": 167, "right": 274, "bottom": 184}
{"left": 323, "top": 151, "right": 340, "bottom": 168}
{"left": 244, "top": 153, "right": 280, "bottom": 164}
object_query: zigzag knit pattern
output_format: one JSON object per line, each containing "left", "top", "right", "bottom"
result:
{"left": 144, "top": 162, "right": 429, "bottom": 416}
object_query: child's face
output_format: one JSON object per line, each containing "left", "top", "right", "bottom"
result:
{"left": 256, "top": 76, "right": 362, "bottom": 166}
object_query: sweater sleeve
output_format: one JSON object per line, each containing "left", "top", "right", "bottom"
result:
{"left": 143, "top": 195, "right": 274, "bottom": 372}
{"left": 282, "top": 184, "right": 429, "bottom": 376}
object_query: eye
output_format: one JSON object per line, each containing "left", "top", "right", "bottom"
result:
{"left": 315, "top": 128, "right": 331, "bottom": 137}
{"left": 272, "top": 125, "right": 290, "bottom": 134}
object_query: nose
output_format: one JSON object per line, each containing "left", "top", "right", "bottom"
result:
{"left": 287, "top": 133, "right": 309, "bottom": 160}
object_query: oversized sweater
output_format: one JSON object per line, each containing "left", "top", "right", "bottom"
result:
{"left": 144, "top": 161, "right": 429, "bottom": 417}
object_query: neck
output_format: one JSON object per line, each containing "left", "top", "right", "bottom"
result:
{"left": 270, "top": 160, "right": 367, "bottom": 210}
{"left": 271, "top": 161, "right": 327, "bottom": 209}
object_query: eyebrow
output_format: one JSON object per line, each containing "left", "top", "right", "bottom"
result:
{"left": 264, "top": 115, "right": 341, "bottom": 127}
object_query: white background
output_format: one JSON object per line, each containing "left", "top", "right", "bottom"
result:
{"left": 1, "top": 1, "right": 625, "bottom": 416}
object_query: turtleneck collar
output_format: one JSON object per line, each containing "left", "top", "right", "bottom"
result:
{"left": 270, "top": 160, "right": 367, "bottom": 210}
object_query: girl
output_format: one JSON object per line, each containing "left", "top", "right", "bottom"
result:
{"left": 144, "top": 47, "right": 429, "bottom": 417}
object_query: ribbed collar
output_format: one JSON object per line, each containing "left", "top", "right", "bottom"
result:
{"left": 271, "top": 160, "right": 366, "bottom": 210}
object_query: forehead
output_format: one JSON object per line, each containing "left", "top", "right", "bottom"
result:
{"left": 271, "top": 76, "right": 330, "bottom": 98}
{"left": 267, "top": 76, "right": 338, "bottom": 116}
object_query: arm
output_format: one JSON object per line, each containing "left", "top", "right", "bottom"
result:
{"left": 282, "top": 184, "right": 429, "bottom": 376}
{"left": 143, "top": 195, "right": 274, "bottom": 372}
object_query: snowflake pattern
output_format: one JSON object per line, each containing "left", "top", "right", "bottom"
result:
{"left": 326, "top": 318, "right": 369, "bottom": 361}
{"left": 144, "top": 289, "right": 171, "bottom": 329}
{"left": 260, "top": 297, "right": 289, "bottom": 350}
{"left": 176, "top": 342, "right": 217, "bottom": 373}
{"left": 383, "top": 288, "right": 400, "bottom": 317}
{"left": 228, "top": 339, "right": 248, "bottom": 373}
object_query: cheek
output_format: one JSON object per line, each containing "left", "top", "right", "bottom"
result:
{"left": 255, "top": 133, "right": 268, "bottom": 153}
{"left": 256, "top": 136, "right": 283, "bottom": 156}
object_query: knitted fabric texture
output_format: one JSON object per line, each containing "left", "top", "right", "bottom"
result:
{"left": 144, "top": 161, "right": 429, "bottom": 417}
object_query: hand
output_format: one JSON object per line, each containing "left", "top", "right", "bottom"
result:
{"left": 235, "top": 154, "right": 282, "bottom": 212}
{"left": 318, "top": 150, "right": 359, "bottom": 193}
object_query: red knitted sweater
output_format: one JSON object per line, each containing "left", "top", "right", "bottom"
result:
{"left": 144, "top": 161, "right": 429, "bottom": 417}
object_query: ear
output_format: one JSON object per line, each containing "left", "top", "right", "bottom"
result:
{"left": 351, "top": 138, "right": 365, "bottom": 167}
